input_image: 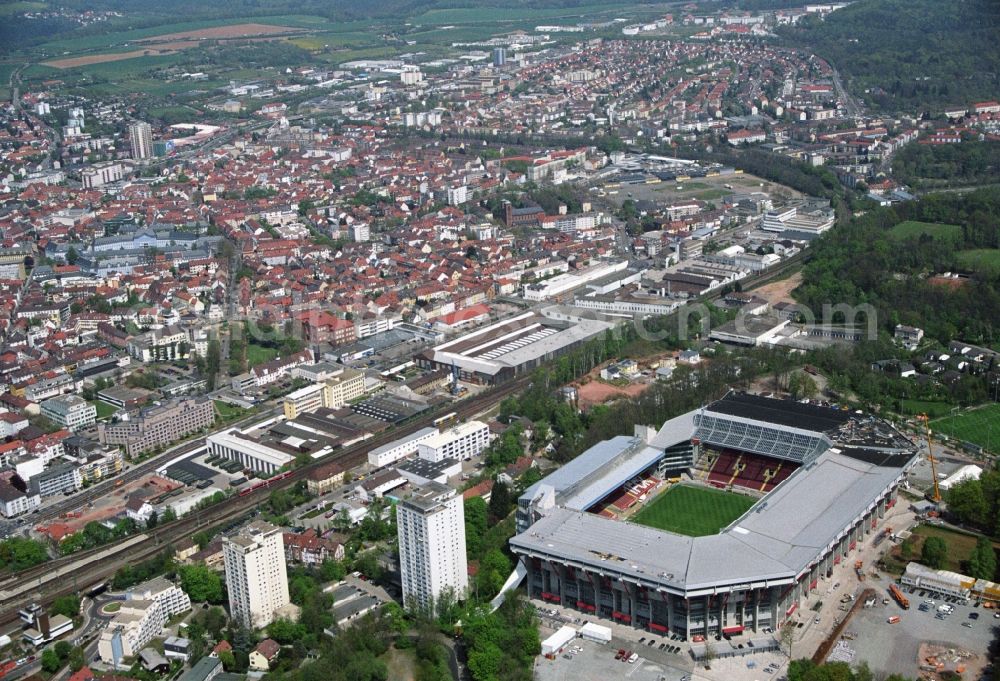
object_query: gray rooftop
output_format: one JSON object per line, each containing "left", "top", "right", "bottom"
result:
{"left": 510, "top": 448, "right": 912, "bottom": 594}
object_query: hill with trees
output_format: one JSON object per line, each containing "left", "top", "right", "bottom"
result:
{"left": 893, "top": 140, "right": 1000, "bottom": 191}
{"left": 779, "top": 0, "right": 1000, "bottom": 114}
{"left": 795, "top": 189, "right": 1000, "bottom": 345}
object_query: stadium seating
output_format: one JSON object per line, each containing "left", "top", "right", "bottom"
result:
{"left": 706, "top": 450, "right": 798, "bottom": 492}
{"left": 707, "top": 450, "right": 739, "bottom": 488}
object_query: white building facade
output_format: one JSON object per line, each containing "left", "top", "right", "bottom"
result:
{"left": 223, "top": 521, "right": 291, "bottom": 629}
{"left": 397, "top": 483, "right": 468, "bottom": 611}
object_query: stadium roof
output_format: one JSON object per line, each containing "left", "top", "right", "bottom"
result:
{"left": 705, "top": 392, "right": 851, "bottom": 433}
{"left": 511, "top": 448, "right": 911, "bottom": 594}
{"left": 521, "top": 435, "right": 641, "bottom": 507}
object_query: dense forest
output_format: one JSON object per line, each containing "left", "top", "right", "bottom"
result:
{"left": 796, "top": 189, "right": 1000, "bottom": 344}
{"left": 779, "top": 0, "right": 1000, "bottom": 114}
{"left": 893, "top": 140, "right": 1000, "bottom": 191}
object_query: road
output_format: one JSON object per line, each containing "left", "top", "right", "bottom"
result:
{"left": 829, "top": 62, "right": 862, "bottom": 119}
{"left": 27, "top": 405, "right": 278, "bottom": 528}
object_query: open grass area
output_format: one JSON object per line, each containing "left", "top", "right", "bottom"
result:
{"left": 899, "top": 399, "right": 953, "bottom": 418}
{"left": 38, "top": 15, "right": 334, "bottom": 54}
{"left": 90, "top": 400, "right": 120, "bottom": 420}
{"left": 932, "top": 403, "right": 1000, "bottom": 452}
{"left": 213, "top": 400, "right": 246, "bottom": 422}
{"left": 413, "top": 4, "right": 627, "bottom": 26}
{"left": 890, "top": 524, "right": 1000, "bottom": 575}
{"left": 246, "top": 343, "right": 280, "bottom": 368}
{"left": 956, "top": 249, "right": 1000, "bottom": 277}
{"left": 630, "top": 484, "right": 757, "bottom": 537}
{"left": 889, "top": 220, "right": 962, "bottom": 241}
{"left": 0, "top": 1, "right": 48, "bottom": 15}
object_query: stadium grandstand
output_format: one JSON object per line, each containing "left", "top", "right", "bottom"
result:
{"left": 510, "top": 392, "right": 916, "bottom": 641}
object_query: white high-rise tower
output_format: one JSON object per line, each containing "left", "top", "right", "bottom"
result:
{"left": 397, "top": 482, "right": 468, "bottom": 611}
{"left": 223, "top": 520, "right": 290, "bottom": 629}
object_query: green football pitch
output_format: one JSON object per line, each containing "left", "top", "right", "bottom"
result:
{"left": 629, "top": 484, "right": 757, "bottom": 537}
{"left": 932, "top": 403, "right": 1000, "bottom": 453}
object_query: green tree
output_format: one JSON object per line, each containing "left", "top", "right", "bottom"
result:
{"left": 464, "top": 496, "right": 488, "bottom": 558}
{"left": 54, "top": 641, "right": 72, "bottom": 660}
{"left": 51, "top": 594, "right": 80, "bottom": 618}
{"left": 921, "top": 536, "right": 948, "bottom": 569}
{"left": 41, "top": 648, "right": 61, "bottom": 673}
{"left": 968, "top": 535, "right": 997, "bottom": 580}
{"left": 945, "top": 478, "right": 988, "bottom": 527}
{"left": 179, "top": 564, "right": 224, "bottom": 603}
{"left": 68, "top": 646, "right": 85, "bottom": 672}
{"left": 488, "top": 479, "right": 512, "bottom": 523}
{"left": 269, "top": 618, "right": 307, "bottom": 644}
{"left": 0, "top": 537, "right": 49, "bottom": 571}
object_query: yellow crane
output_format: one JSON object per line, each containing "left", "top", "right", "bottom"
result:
{"left": 918, "top": 413, "right": 942, "bottom": 503}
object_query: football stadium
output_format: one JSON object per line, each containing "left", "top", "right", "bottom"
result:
{"left": 511, "top": 392, "right": 916, "bottom": 641}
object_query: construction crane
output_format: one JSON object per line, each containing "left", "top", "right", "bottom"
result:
{"left": 918, "top": 414, "right": 942, "bottom": 503}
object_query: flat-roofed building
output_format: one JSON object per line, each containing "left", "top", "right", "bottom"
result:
{"left": 417, "top": 421, "right": 491, "bottom": 462}
{"left": 207, "top": 429, "right": 295, "bottom": 475}
{"left": 368, "top": 427, "right": 438, "bottom": 467}
{"left": 223, "top": 521, "right": 290, "bottom": 630}
{"left": 125, "top": 577, "right": 191, "bottom": 622}
{"left": 397, "top": 483, "right": 468, "bottom": 611}
{"left": 99, "top": 398, "right": 215, "bottom": 457}
{"left": 41, "top": 395, "right": 96, "bottom": 431}
{"left": 98, "top": 599, "right": 164, "bottom": 664}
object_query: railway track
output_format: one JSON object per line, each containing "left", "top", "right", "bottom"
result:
{"left": 0, "top": 376, "right": 528, "bottom": 625}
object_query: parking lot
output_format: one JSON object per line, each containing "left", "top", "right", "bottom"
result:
{"left": 533, "top": 630, "right": 696, "bottom": 681}
{"left": 847, "top": 588, "right": 995, "bottom": 678}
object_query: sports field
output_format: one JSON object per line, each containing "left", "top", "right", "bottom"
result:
{"left": 932, "top": 403, "right": 1000, "bottom": 452}
{"left": 888, "top": 220, "right": 961, "bottom": 241}
{"left": 630, "top": 484, "right": 757, "bottom": 537}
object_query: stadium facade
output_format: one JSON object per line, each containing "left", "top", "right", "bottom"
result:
{"left": 511, "top": 393, "right": 915, "bottom": 639}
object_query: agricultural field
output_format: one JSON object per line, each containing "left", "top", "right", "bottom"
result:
{"left": 932, "top": 403, "right": 1000, "bottom": 452}
{"left": 888, "top": 220, "right": 962, "bottom": 241}
{"left": 630, "top": 484, "right": 757, "bottom": 537}
{"left": 37, "top": 15, "right": 334, "bottom": 56}
{"left": 956, "top": 249, "right": 1000, "bottom": 277}
{"left": 0, "top": 1, "right": 47, "bottom": 15}
{"left": 412, "top": 3, "right": 635, "bottom": 26}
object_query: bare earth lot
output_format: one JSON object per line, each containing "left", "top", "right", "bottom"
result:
{"left": 137, "top": 23, "right": 299, "bottom": 42}
{"left": 750, "top": 270, "right": 802, "bottom": 306}
{"left": 43, "top": 48, "right": 189, "bottom": 68}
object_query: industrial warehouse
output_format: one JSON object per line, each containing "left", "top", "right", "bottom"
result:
{"left": 417, "top": 309, "right": 615, "bottom": 384}
{"left": 510, "top": 393, "right": 917, "bottom": 640}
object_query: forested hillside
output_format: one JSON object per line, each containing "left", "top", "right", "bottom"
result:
{"left": 779, "top": 0, "right": 1000, "bottom": 113}
{"left": 796, "top": 189, "right": 1000, "bottom": 344}
{"left": 893, "top": 140, "right": 1000, "bottom": 191}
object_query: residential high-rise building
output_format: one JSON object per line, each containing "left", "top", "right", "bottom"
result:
{"left": 223, "top": 521, "right": 290, "bottom": 629}
{"left": 129, "top": 121, "right": 153, "bottom": 160}
{"left": 397, "top": 482, "right": 468, "bottom": 611}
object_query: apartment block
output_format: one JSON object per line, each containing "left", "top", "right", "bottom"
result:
{"left": 98, "top": 398, "right": 215, "bottom": 457}
{"left": 417, "top": 421, "right": 491, "bottom": 462}
{"left": 282, "top": 366, "right": 364, "bottom": 419}
{"left": 40, "top": 395, "right": 96, "bottom": 431}
{"left": 397, "top": 482, "right": 468, "bottom": 611}
{"left": 223, "top": 521, "right": 291, "bottom": 629}
{"left": 97, "top": 599, "right": 164, "bottom": 664}
{"left": 125, "top": 577, "right": 192, "bottom": 622}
